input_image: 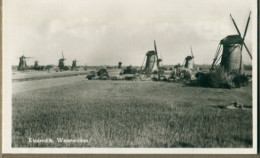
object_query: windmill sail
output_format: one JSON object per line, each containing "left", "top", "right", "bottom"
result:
{"left": 190, "top": 45, "right": 194, "bottom": 57}
{"left": 62, "top": 51, "right": 65, "bottom": 59}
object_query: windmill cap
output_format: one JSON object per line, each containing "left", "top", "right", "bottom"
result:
{"left": 185, "top": 56, "right": 193, "bottom": 60}
{"left": 146, "top": 50, "right": 156, "bottom": 56}
{"left": 220, "top": 35, "right": 243, "bottom": 45}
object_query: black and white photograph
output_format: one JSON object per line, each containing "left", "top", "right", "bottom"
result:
{"left": 2, "top": 0, "right": 258, "bottom": 154}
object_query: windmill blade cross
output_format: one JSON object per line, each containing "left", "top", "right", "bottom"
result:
{"left": 230, "top": 14, "right": 241, "bottom": 37}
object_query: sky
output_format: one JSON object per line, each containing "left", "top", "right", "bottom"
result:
{"left": 4, "top": 0, "right": 255, "bottom": 66}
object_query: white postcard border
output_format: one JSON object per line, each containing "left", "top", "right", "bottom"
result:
{"left": 2, "top": 0, "right": 258, "bottom": 154}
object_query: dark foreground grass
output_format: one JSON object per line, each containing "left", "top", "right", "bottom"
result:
{"left": 12, "top": 80, "right": 252, "bottom": 147}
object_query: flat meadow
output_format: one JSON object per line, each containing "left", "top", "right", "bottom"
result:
{"left": 12, "top": 77, "right": 252, "bottom": 147}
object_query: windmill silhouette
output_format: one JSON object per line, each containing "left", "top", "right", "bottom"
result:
{"left": 71, "top": 59, "right": 78, "bottom": 70}
{"left": 17, "top": 55, "right": 34, "bottom": 71}
{"left": 183, "top": 45, "right": 195, "bottom": 70}
{"left": 141, "top": 40, "right": 162, "bottom": 75}
{"left": 58, "top": 51, "right": 67, "bottom": 70}
{"left": 211, "top": 11, "right": 252, "bottom": 74}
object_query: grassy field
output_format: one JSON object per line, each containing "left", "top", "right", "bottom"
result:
{"left": 12, "top": 78, "right": 252, "bottom": 148}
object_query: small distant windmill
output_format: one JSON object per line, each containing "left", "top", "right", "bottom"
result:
{"left": 211, "top": 11, "right": 252, "bottom": 74}
{"left": 118, "top": 61, "right": 122, "bottom": 69}
{"left": 58, "top": 51, "right": 66, "bottom": 70}
{"left": 34, "top": 60, "right": 39, "bottom": 68}
{"left": 33, "top": 60, "right": 45, "bottom": 71}
{"left": 71, "top": 60, "right": 77, "bottom": 70}
{"left": 183, "top": 45, "right": 194, "bottom": 70}
{"left": 17, "top": 55, "right": 34, "bottom": 71}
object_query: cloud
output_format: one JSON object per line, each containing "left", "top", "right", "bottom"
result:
{"left": 4, "top": 0, "right": 254, "bottom": 66}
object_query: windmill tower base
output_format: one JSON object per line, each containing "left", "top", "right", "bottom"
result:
{"left": 144, "top": 51, "right": 158, "bottom": 74}
{"left": 220, "top": 43, "right": 243, "bottom": 74}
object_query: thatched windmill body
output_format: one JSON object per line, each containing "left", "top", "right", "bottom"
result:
{"left": 118, "top": 62, "right": 122, "bottom": 69}
{"left": 34, "top": 60, "right": 39, "bottom": 68}
{"left": 18, "top": 55, "right": 33, "bottom": 71}
{"left": 71, "top": 60, "right": 77, "bottom": 70}
{"left": 142, "top": 40, "right": 162, "bottom": 74}
{"left": 33, "top": 60, "right": 39, "bottom": 70}
{"left": 211, "top": 12, "right": 252, "bottom": 74}
{"left": 33, "top": 60, "right": 45, "bottom": 71}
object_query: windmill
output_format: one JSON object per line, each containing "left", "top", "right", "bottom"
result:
{"left": 118, "top": 61, "right": 122, "bottom": 69}
{"left": 141, "top": 40, "right": 162, "bottom": 75}
{"left": 34, "top": 60, "right": 39, "bottom": 69}
{"left": 17, "top": 55, "right": 34, "bottom": 71}
{"left": 183, "top": 45, "right": 194, "bottom": 70}
{"left": 211, "top": 11, "right": 252, "bottom": 74}
{"left": 33, "top": 60, "right": 45, "bottom": 71}
{"left": 58, "top": 51, "right": 66, "bottom": 70}
{"left": 71, "top": 60, "right": 77, "bottom": 69}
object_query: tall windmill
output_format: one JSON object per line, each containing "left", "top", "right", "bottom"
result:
{"left": 17, "top": 55, "right": 34, "bottom": 71}
{"left": 141, "top": 40, "right": 162, "bottom": 74}
{"left": 183, "top": 45, "right": 194, "bottom": 70}
{"left": 211, "top": 11, "right": 252, "bottom": 74}
{"left": 58, "top": 51, "right": 66, "bottom": 69}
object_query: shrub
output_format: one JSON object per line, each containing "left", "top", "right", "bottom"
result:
{"left": 123, "top": 66, "right": 137, "bottom": 74}
{"left": 197, "top": 67, "right": 236, "bottom": 88}
{"left": 183, "top": 70, "right": 192, "bottom": 81}
{"left": 45, "top": 65, "right": 54, "bottom": 70}
{"left": 97, "top": 68, "right": 108, "bottom": 76}
{"left": 233, "top": 74, "right": 249, "bottom": 88}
